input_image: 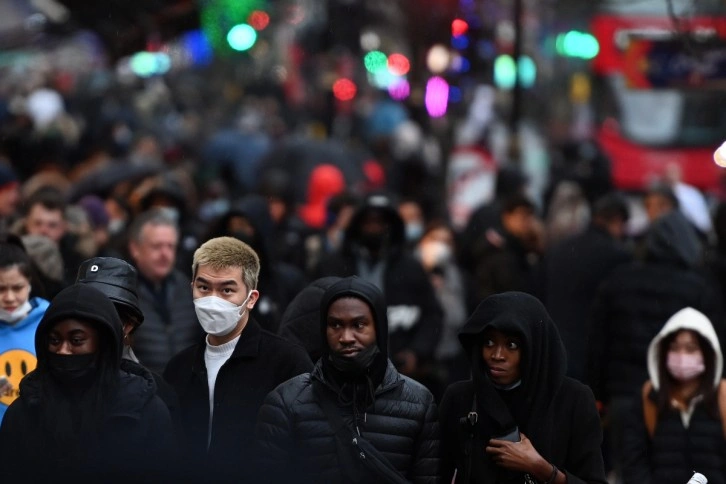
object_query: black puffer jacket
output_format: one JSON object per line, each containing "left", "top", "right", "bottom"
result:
{"left": 587, "top": 212, "right": 721, "bottom": 402}
{"left": 0, "top": 284, "right": 175, "bottom": 482}
{"left": 256, "top": 276, "right": 440, "bottom": 483}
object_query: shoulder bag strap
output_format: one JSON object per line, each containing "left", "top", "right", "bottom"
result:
{"left": 312, "top": 380, "right": 410, "bottom": 484}
{"left": 642, "top": 381, "right": 658, "bottom": 439}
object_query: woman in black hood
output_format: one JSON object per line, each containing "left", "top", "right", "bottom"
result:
{"left": 0, "top": 284, "right": 174, "bottom": 482}
{"left": 439, "top": 292, "right": 606, "bottom": 484}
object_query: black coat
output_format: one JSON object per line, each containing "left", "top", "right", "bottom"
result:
{"left": 471, "top": 228, "right": 537, "bottom": 301}
{"left": 0, "top": 367, "right": 174, "bottom": 482}
{"left": 440, "top": 292, "right": 606, "bottom": 484}
{"left": 623, "top": 389, "right": 726, "bottom": 484}
{"left": 0, "top": 284, "right": 175, "bottom": 482}
{"left": 541, "top": 225, "right": 632, "bottom": 381}
{"left": 587, "top": 213, "right": 720, "bottom": 403}
{"left": 163, "top": 318, "right": 313, "bottom": 482}
{"left": 255, "top": 361, "right": 440, "bottom": 484}
{"left": 440, "top": 380, "right": 606, "bottom": 484}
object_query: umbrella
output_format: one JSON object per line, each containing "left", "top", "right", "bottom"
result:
{"left": 68, "top": 162, "right": 162, "bottom": 202}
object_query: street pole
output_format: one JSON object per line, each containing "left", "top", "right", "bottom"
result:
{"left": 509, "top": 0, "right": 523, "bottom": 164}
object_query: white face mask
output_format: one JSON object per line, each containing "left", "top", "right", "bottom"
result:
{"left": 194, "top": 292, "right": 253, "bottom": 337}
{"left": 0, "top": 300, "right": 32, "bottom": 324}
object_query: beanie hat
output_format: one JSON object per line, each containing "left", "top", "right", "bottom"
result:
{"left": 77, "top": 195, "right": 110, "bottom": 229}
{"left": 0, "top": 164, "right": 18, "bottom": 189}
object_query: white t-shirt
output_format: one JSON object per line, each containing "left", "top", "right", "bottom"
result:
{"left": 204, "top": 334, "right": 239, "bottom": 448}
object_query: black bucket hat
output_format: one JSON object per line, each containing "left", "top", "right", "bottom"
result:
{"left": 76, "top": 257, "right": 144, "bottom": 324}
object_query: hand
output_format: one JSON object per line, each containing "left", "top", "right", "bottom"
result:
{"left": 485, "top": 432, "right": 548, "bottom": 475}
{"left": 394, "top": 350, "right": 418, "bottom": 375}
{"left": 0, "top": 378, "right": 13, "bottom": 397}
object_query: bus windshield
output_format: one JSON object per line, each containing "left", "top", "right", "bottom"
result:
{"left": 600, "top": 0, "right": 726, "bottom": 16}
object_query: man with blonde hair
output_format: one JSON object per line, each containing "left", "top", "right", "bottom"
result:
{"left": 164, "top": 236, "right": 312, "bottom": 482}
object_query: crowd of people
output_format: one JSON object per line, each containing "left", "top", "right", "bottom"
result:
{"left": 0, "top": 64, "right": 726, "bottom": 483}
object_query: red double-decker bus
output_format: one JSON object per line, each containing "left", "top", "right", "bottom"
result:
{"left": 591, "top": 0, "right": 726, "bottom": 191}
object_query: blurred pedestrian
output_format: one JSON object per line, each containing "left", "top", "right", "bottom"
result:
{"left": 542, "top": 192, "right": 632, "bottom": 381}
{"left": 470, "top": 194, "right": 543, "bottom": 301}
{"left": 0, "top": 164, "right": 20, "bottom": 233}
{"left": 127, "top": 208, "right": 200, "bottom": 373}
{"left": 0, "top": 235, "right": 49, "bottom": 423}
{"left": 439, "top": 292, "right": 606, "bottom": 484}
{"left": 17, "top": 186, "right": 85, "bottom": 285}
{"left": 256, "top": 276, "right": 440, "bottom": 483}
{"left": 415, "top": 221, "right": 473, "bottom": 387}
{"left": 164, "top": 236, "right": 312, "bottom": 482}
{"left": 205, "top": 195, "right": 307, "bottom": 333}
{"left": 623, "top": 307, "right": 726, "bottom": 484}
{"left": 0, "top": 284, "right": 174, "bottom": 481}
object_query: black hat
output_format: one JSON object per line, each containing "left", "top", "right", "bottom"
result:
{"left": 76, "top": 257, "right": 144, "bottom": 324}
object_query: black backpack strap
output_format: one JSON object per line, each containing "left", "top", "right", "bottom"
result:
{"left": 312, "top": 380, "right": 409, "bottom": 484}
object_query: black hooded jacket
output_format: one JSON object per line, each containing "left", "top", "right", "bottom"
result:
{"left": 439, "top": 292, "right": 606, "bottom": 484}
{"left": 0, "top": 284, "right": 174, "bottom": 482}
{"left": 587, "top": 211, "right": 721, "bottom": 403}
{"left": 314, "top": 194, "right": 443, "bottom": 362}
{"left": 256, "top": 276, "right": 440, "bottom": 483}
{"left": 207, "top": 195, "right": 307, "bottom": 332}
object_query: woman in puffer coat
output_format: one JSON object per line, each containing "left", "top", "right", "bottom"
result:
{"left": 623, "top": 307, "right": 726, "bottom": 484}
{"left": 0, "top": 284, "right": 175, "bottom": 482}
{"left": 256, "top": 276, "right": 439, "bottom": 483}
{"left": 439, "top": 291, "right": 607, "bottom": 484}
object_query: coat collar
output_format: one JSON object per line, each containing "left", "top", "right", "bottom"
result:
{"left": 312, "top": 358, "right": 404, "bottom": 395}
{"left": 192, "top": 318, "right": 263, "bottom": 375}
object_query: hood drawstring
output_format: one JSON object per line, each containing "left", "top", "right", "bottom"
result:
{"left": 335, "top": 371, "right": 377, "bottom": 436}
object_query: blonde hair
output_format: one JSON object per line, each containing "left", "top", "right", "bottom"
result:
{"left": 192, "top": 237, "right": 260, "bottom": 290}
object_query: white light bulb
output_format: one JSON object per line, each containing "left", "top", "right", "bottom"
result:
{"left": 715, "top": 142, "right": 726, "bottom": 168}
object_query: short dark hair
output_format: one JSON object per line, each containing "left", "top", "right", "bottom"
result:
{"left": 0, "top": 233, "right": 33, "bottom": 279}
{"left": 593, "top": 192, "right": 629, "bottom": 222}
{"left": 501, "top": 193, "right": 535, "bottom": 215}
{"left": 645, "top": 183, "right": 679, "bottom": 209}
{"left": 24, "top": 186, "right": 66, "bottom": 217}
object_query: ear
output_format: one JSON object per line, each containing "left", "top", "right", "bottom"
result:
{"left": 128, "top": 240, "right": 140, "bottom": 261}
{"left": 246, "top": 289, "right": 260, "bottom": 309}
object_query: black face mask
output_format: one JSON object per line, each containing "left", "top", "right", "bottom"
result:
{"left": 47, "top": 353, "right": 98, "bottom": 385}
{"left": 359, "top": 232, "right": 386, "bottom": 253}
{"left": 329, "top": 344, "right": 381, "bottom": 376}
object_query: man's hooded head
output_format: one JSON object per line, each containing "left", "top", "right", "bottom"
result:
{"left": 344, "top": 193, "right": 405, "bottom": 256}
{"left": 319, "top": 276, "right": 389, "bottom": 383}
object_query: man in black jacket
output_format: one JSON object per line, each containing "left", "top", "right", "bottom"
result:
{"left": 541, "top": 192, "right": 632, "bottom": 381}
{"left": 314, "top": 193, "right": 443, "bottom": 380}
{"left": 164, "top": 236, "right": 312, "bottom": 482}
{"left": 256, "top": 276, "right": 440, "bottom": 483}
